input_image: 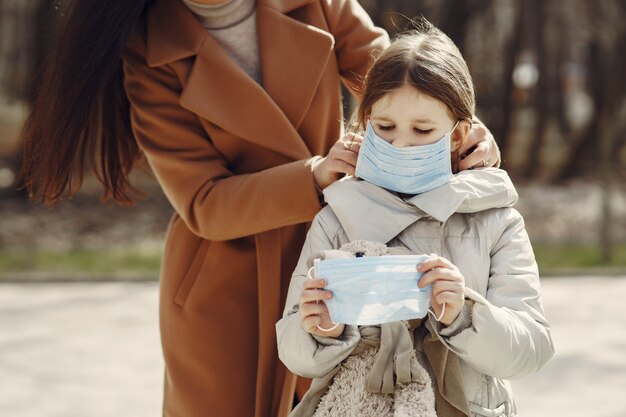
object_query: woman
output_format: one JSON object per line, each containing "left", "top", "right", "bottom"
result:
{"left": 21, "top": 0, "right": 500, "bottom": 416}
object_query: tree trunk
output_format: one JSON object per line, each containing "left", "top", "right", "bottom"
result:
{"left": 523, "top": 0, "right": 548, "bottom": 179}
{"left": 495, "top": 0, "right": 525, "bottom": 163}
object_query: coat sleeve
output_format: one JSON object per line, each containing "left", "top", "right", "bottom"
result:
{"left": 431, "top": 208, "right": 555, "bottom": 379}
{"left": 276, "top": 209, "right": 361, "bottom": 378}
{"left": 122, "top": 32, "right": 322, "bottom": 242}
{"left": 320, "top": 0, "right": 390, "bottom": 96}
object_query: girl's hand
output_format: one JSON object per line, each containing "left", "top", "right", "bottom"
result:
{"left": 458, "top": 121, "right": 501, "bottom": 171}
{"left": 417, "top": 255, "right": 465, "bottom": 326}
{"left": 312, "top": 133, "right": 362, "bottom": 190}
{"left": 299, "top": 278, "right": 345, "bottom": 338}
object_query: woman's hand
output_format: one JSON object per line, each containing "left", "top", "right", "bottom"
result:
{"left": 299, "top": 278, "right": 345, "bottom": 338}
{"left": 417, "top": 255, "right": 465, "bottom": 326}
{"left": 312, "top": 133, "right": 362, "bottom": 190}
{"left": 458, "top": 120, "right": 501, "bottom": 171}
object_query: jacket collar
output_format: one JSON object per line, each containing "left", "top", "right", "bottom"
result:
{"left": 323, "top": 168, "right": 519, "bottom": 243}
{"left": 145, "top": 0, "right": 328, "bottom": 161}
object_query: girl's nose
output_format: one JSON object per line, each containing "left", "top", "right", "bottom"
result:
{"left": 391, "top": 136, "right": 412, "bottom": 148}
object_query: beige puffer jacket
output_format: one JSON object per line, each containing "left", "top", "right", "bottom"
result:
{"left": 276, "top": 168, "right": 555, "bottom": 417}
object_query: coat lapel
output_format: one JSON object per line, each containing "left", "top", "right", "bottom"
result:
{"left": 257, "top": 0, "right": 335, "bottom": 130}
{"left": 179, "top": 34, "right": 313, "bottom": 161}
{"left": 146, "top": 0, "right": 334, "bottom": 161}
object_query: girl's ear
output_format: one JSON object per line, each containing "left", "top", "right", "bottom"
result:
{"left": 451, "top": 120, "right": 471, "bottom": 173}
{"left": 450, "top": 120, "right": 471, "bottom": 152}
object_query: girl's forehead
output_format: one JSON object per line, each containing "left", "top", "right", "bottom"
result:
{"left": 371, "top": 85, "right": 451, "bottom": 122}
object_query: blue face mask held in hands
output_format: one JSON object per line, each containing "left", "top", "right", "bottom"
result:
{"left": 355, "top": 121, "right": 459, "bottom": 195}
{"left": 312, "top": 255, "right": 432, "bottom": 326}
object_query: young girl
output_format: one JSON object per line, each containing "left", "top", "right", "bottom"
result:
{"left": 276, "top": 21, "right": 554, "bottom": 417}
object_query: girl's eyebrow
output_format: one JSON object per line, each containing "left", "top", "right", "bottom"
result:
{"left": 411, "top": 117, "right": 436, "bottom": 124}
{"left": 372, "top": 116, "right": 435, "bottom": 124}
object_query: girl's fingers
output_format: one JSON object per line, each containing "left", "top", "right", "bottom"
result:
{"left": 433, "top": 290, "right": 463, "bottom": 307}
{"left": 417, "top": 255, "right": 464, "bottom": 289}
{"left": 418, "top": 263, "right": 461, "bottom": 285}
{"left": 301, "top": 316, "right": 322, "bottom": 333}
{"left": 418, "top": 255, "right": 456, "bottom": 272}
{"left": 431, "top": 280, "right": 464, "bottom": 296}
{"left": 301, "top": 278, "right": 332, "bottom": 304}
{"left": 300, "top": 288, "right": 333, "bottom": 304}
{"left": 300, "top": 303, "right": 335, "bottom": 333}
{"left": 300, "top": 302, "right": 329, "bottom": 319}
{"left": 303, "top": 278, "right": 326, "bottom": 290}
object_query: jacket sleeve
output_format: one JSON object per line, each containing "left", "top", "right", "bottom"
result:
{"left": 276, "top": 209, "right": 361, "bottom": 378}
{"left": 431, "top": 208, "right": 555, "bottom": 379}
{"left": 122, "top": 32, "right": 322, "bottom": 242}
{"left": 320, "top": 0, "right": 390, "bottom": 96}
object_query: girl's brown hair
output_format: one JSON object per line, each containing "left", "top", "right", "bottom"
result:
{"left": 21, "top": 0, "right": 155, "bottom": 205}
{"left": 355, "top": 19, "right": 475, "bottom": 129}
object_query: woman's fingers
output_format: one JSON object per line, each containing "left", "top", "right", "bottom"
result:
{"left": 327, "top": 157, "right": 357, "bottom": 177}
{"left": 330, "top": 138, "right": 361, "bottom": 173}
{"left": 458, "top": 123, "right": 500, "bottom": 171}
{"left": 340, "top": 132, "right": 363, "bottom": 148}
{"left": 459, "top": 141, "right": 489, "bottom": 171}
{"left": 458, "top": 123, "right": 486, "bottom": 155}
{"left": 313, "top": 134, "right": 363, "bottom": 189}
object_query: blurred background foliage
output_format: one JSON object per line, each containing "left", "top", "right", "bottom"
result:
{"left": 0, "top": 0, "right": 625, "bottom": 278}
{"left": 362, "top": 0, "right": 626, "bottom": 183}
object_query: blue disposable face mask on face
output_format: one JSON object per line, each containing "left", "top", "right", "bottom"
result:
{"left": 313, "top": 255, "right": 432, "bottom": 326}
{"left": 355, "top": 120, "right": 460, "bottom": 194}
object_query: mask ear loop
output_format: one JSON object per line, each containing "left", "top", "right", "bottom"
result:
{"left": 435, "top": 303, "right": 446, "bottom": 322}
{"left": 307, "top": 266, "right": 339, "bottom": 332}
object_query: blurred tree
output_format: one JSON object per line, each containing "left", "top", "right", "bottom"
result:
{"left": 358, "top": 0, "right": 625, "bottom": 182}
{"left": 0, "top": 0, "right": 59, "bottom": 197}
{"left": 0, "top": 0, "right": 624, "bottom": 196}
{"left": 523, "top": 0, "right": 547, "bottom": 179}
{"left": 495, "top": 0, "right": 524, "bottom": 164}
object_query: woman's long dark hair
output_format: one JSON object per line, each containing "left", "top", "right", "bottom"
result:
{"left": 22, "top": 0, "right": 154, "bottom": 205}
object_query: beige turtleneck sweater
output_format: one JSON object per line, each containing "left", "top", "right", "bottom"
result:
{"left": 182, "top": 0, "right": 261, "bottom": 84}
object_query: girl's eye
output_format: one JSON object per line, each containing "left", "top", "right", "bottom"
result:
{"left": 414, "top": 128, "right": 433, "bottom": 134}
{"left": 377, "top": 125, "right": 394, "bottom": 131}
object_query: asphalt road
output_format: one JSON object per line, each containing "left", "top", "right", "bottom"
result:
{"left": 1, "top": 276, "right": 625, "bottom": 417}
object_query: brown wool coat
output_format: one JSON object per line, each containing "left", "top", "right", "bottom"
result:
{"left": 121, "top": 0, "right": 388, "bottom": 416}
